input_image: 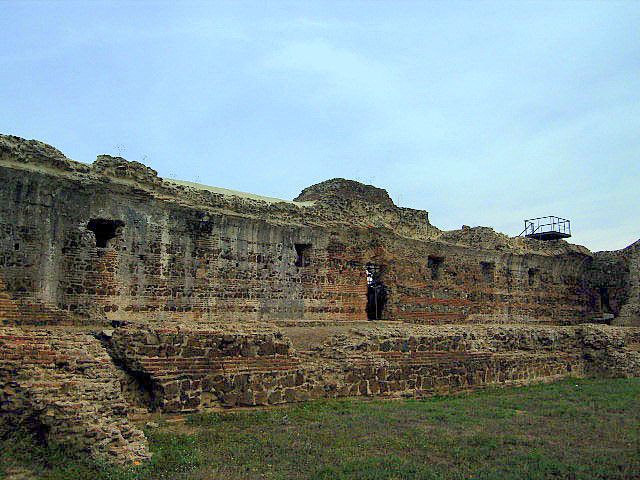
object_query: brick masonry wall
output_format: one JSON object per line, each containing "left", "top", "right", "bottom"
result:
{"left": 0, "top": 327, "right": 149, "bottom": 464}
{"left": 3, "top": 135, "right": 639, "bottom": 327}
{"left": 0, "top": 161, "right": 602, "bottom": 326}
{"left": 0, "top": 165, "right": 370, "bottom": 325}
{"left": 0, "top": 136, "right": 356, "bottom": 325}
{"left": 108, "top": 323, "right": 309, "bottom": 411}
{"left": 106, "top": 323, "right": 640, "bottom": 413}
{"left": 302, "top": 323, "right": 640, "bottom": 398}
{"left": 589, "top": 240, "right": 640, "bottom": 326}
{"left": 347, "top": 231, "right": 594, "bottom": 324}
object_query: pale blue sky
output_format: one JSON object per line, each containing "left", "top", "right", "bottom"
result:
{"left": 1, "top": 1, "right": 638, "bottom": 251}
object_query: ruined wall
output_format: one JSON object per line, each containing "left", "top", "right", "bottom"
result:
{"left": 589, "top": 240, "right": 640, "bottom": 326}
{"left": 0, "top": 327, "right": 149, "bottom": 464}
{"left": 358, "top": 228, "right": 593, "bottom": 325}
{"left": 107, "top": 322, "right": 307, "bottom": 411}
{"left": 103, "top": 322, "right": 640, "bottom": 413}
{"left": 0, "top": 135, "right": 601, "bottom": 326}
{"left": 1, "top": 134, "right": 639, "bottom": 464}
{"left": 0, "top": 155, "right": 366, "bottom": 325}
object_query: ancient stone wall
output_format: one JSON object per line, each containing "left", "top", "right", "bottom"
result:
{"left": 0, "top": 135, "right": 604, "bottom": 326}
{"left": 107, "top": 322, "right": 307, "bottom": 411}
{"left": 363, "top": 229, "right": 593, "bottom": 324}
{"left": 103, "top": 322, "right": 640, "bottom": 413}
{"left": 0, "top": 158, "right": 366, "bottom": 325}
{"left": 589, "top": 240, "right": 640, "bottom": 326}
{"left": 0, "top": 327, "right": 149, "bottom": 464}
{"left": 1, "top": 134, "right": 639, "bottom": 464}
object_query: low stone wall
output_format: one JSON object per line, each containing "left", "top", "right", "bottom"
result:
{"left": 108, "top": 322, "right": 308, "bottom": 411}
{"left": 579, "top": 324, "right": 640, "bottom": 377}
{"left": 337, "top": 323, "right": 638, "bottom": 352}
{"left": 0, "top": 328, "right": 149, "bottom": 464}
{"left": 0, "top": 322, "right": 638, "bottom": 464}
{"left": 307, "top": 324, "right": 640, "bottom": 397}
{"left": 337, "top": 351, "right": 585, "bottom": 396}
{"left": 107, "top": 323, "right": 640, "bottom": 413}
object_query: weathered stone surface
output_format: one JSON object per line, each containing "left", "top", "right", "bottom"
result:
{"left": 1, "top": 134, "right": 624, "bottom": 326}
{"left": 91, "top": 155, "right": 163, "bottom": 188}
{"left": 106, "top": 322, "right": 306, "bottom": 411}
{"left": 589, "top": 240, "right": 640, "bottom": 326}
{"left": 0, "top": 327, "right": 149, "bottom": 464}
{"left": 102, "top": 322, "right": 640, "bottom": 413}
{"left": 0, "top": 133, "right": 638, "bottom": 464}
{"left": 294, "top": 178, "right": 396, "bottom": 208}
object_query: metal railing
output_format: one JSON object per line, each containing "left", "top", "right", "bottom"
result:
{"left": 519, "top": 216, "right": 571, "bottom": 237}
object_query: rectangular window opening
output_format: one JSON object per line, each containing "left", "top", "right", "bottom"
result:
{"left": 88, "top": 219, "right": 124, "bottom": 248}
{"left": 427, "top": 256, "right": 444, "bottom": 280}
{"left": 294, "top": 243, "right": 312, "bottom": 267}
{"left": 480, "top": 261, "right": 495, "bottom": 283}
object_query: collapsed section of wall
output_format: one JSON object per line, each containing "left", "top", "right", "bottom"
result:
{"left": 0, "top": 327, "right": 149, "bottom": 464}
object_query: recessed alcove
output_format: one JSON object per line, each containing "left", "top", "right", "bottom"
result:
{"left": 294, "top": 243, "right": 312, "bottom": 267}
{"left": 88, "top": 219, "right": 124, "bottom": 248}
{"left": 480, "top": 261, "right": 495, "bottom": 283}
{"left": 427, "top": 256, "right": 444, "bottom": 280}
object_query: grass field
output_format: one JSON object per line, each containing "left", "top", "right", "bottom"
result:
{"left": 1, "top": 378, "right": 639, "bottom": 480}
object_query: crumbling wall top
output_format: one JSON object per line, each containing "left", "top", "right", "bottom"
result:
{"left": 0, "top": 133, "right": 596, "bottom": 255}
{"left": 0, "top": 134, "right": 89, "bottom": 174}
{"left": 91, "top": 154, "right": 163, "bottom": 188}
{"left": 294, "top": 178, "right": 396, "bottom": 207}
{"left": 435, "top": 225, "right": 592, "bottom": 256}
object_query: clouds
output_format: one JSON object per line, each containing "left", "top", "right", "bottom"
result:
{"left": 259, "top": 9, "right": 639, "bottom": 251}
{"left": 0, "top": 1, "right": 638, "bottom": 251}
{"left": 265, "top": 40, "right": 401, "bottom": 100}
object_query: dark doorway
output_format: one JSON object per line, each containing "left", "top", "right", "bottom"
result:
{"left": 365, "top": 263, "right": 387, "bottom": 320}
{"left": 88, "top": 219, "right": 124, "bottom": 248}
{"left": 599, "top": 287, "right": 612, "bottom": 314}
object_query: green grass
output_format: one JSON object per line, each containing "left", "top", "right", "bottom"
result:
{"left": 1, "top": 378, "right": 639, "bottom": 479}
